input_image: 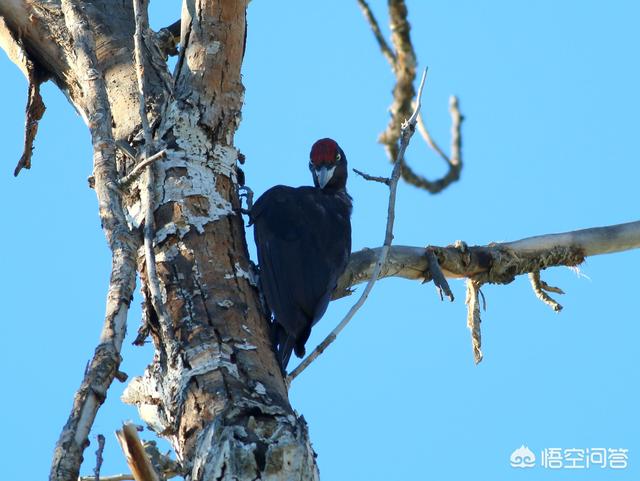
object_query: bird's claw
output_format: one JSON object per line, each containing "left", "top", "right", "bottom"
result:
{"left": 238, "top": 185, "right": 254, "bottom": 212}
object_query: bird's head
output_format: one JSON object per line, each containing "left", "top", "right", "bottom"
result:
{"left": 309, "top": 138, "right": 348, "bottom": 191}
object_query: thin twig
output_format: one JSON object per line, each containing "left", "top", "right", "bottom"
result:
{"left": 93, "top": 434, "right": 105, "bottom": 481}
{"left": 449, "top": 96, "right": 462, "bottom": 169}
{"left": 424, "top": 248, "right": 454, "bottom": 301}
{"left": 401, "top": 95, "right": 463, "bottom": 193}
{"left": 356, "top": 0, "right": 396, "bottom": 67}
{"left": 79, "top": 441, "right": 180, "bottom": 481}
{"left": 353, "top": 168, "right": 390, "bottom": 186}
{"left": 132, "top": 0, "right": 152, "bottom": 150}
{"left": 288, "top": 68, "right": 428, "bottom": 383}
{"left": 358, "top": 0, "right": 464, "bottom": 194}
{"left": 529, "top": 271, "right": 564, "bottom": 312}
{"left": 80, "top": 475, "right": 135, "bottom": 481}
{"left": 415, "top": 111, "right": 449, "bottom": 164}
{"left": 539, "top": 280, "right": 564, "bottom": 294}
{"left": 119, "top": 150, "right": 166, "bottom": 187}
{"left": 132, "top": 0, "right": 176, "bottom": 354}
{"left": 414, "top": 95, "right": 463, "bottom": 173}
{"left": 405, "top": 69, "right": 426, "bottom": 126}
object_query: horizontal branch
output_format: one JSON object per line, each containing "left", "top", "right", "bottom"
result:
{"left": 80, "top": 475, "right": 134, "bottom": 481}
{"left": 333, "top": 220, "right": 640, "bottom": 363}
{"left": 334, "top": 220, "right": 640, "bottom": 297}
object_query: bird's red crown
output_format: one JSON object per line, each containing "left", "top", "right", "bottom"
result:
{"left": 310, "top": 138, "right": 340, "bottom": 167}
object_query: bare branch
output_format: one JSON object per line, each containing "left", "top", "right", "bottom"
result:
{"left": 133, "top": 0, "right": 177, "bottom": 356}
{"left": 465, "top": 279, "right": 483, "bottom": 364}
{"left": 50, "top": 3, "right": 140, "bottom": 480}
{"left": 359, "top": 0, "right": 464, "bottom": 194}
{"left": 449, "top": 96, "right": 462, "bottom": 171}
{"left": 119, "top": 150, "right": 166, "bottom": 188}
{"left": 529, "top": 271, "right": 564, "bottom": 312}
{"left": 335, "top": 221, "right": 640, "bottom": 297}
{"left": 80, "top": 475, "right": 135, "bottom": 481}
{"left": 14, "top": 63, "right": 46, "bottom": 176}
{"left": 0, "top": 17, "right": 48, "bottom": 176}
{"left": 80, "top": 438, "right": 180, "bottom": 481}
{"left": 415, "top": 112, "right": 449, "bottom": 164}
{"left": 133, "top": 0, "right": 153, "bottom": 151}
{"left": 405, "top": 68, "right": 427, "bottom": 125}
{"left": 356, "top": 0, "right": 396, "bottom": 67}
{"left": 353, "top": 168, "right": 390, "bottom": 186}
{"left": 288, "top": 68, "right": 429, "bottom": 383}
{"left": 331, "top": 221, "right": 640, "bottom": 362}
{"left": 115, "top": 423, "right": 160, "bottom": 481}
{"left": 411, "top": 96, "right": 463, "bottom": 193}
{"left": 425, "top": 247, "right": 454, "bottom": 301}
{"left": 93, "top": 434, "right": 106, "bottom": 481}
{"left": 378, "top": 0, "right": 415, "bottom": 154}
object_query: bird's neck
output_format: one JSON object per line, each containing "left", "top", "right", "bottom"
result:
{"left": 320, "top": 185, "right": 347, "bottom": 195}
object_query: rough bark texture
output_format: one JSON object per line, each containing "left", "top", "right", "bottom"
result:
{"left": 1, "top": 1, "right": 318, "bottom": 480}
{"left": 334, "top": 220, "right": 640, "bottom": 298}
{"left": 2, "top": 2, "right": 639, "bottom": 480}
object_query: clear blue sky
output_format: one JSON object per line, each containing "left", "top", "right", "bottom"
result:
{"left": 1, "top": 1, "right": 639, "bottom": 480}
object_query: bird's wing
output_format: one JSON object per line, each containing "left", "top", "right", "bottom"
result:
{"left": 252, "top": 187, "right": 335, "bottom": 332}
{"left": 252, "top": 186, "right": 352, "bottom": 365}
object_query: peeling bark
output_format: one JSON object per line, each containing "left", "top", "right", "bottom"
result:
{"left": 334, "top": 220, "right": 640, "bottom": 298}
{"left": 0, "top": 15, "right": 47, "bottom": 175}
{"left": 122, "top": 0, "right": 318, "bottom": 470}
{"left": 2, "top": 1, "right": 318, "bottom": 480}
{"left": 4, "top": 1, "right": 636, "bottom": 480}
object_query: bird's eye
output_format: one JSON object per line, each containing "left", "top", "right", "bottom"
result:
{"left": 335, "top": 153, "right": 342, "bottom": 161}
{"left": 308, "top": 161, "right": 313, "bottom": 169}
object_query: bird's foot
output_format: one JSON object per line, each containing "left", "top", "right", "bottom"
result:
{"left": 238, "top": 185, "right": 254, "bottom": 212}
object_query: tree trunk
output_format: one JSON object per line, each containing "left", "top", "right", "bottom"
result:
{"left": 0, "top": 1, "right": 318, "bottom": 480}
{"left": 4, "top": 2, "right": 638, "bottom": 480}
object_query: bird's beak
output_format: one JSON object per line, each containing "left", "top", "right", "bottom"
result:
{"left": 315, "top": 166, "right": 336, "bottom": 189}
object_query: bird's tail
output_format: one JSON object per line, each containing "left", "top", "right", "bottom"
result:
{"left": 272, "top": 323, "right": 296, "bottom": 372}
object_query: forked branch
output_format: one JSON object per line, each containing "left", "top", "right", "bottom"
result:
{"left": 357, "top": 0, "right": 463, "bottom": 193}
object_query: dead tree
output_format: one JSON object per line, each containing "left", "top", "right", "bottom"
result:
{"left": 2, "top": 1, "right": 317, "bottom": 479}
{"left": 1, "top": 1, "right": 638, "bottom": 481}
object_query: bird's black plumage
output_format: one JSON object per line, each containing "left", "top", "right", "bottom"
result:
{"left": 250, "top": 139, "right": 352, "bottom": 370}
